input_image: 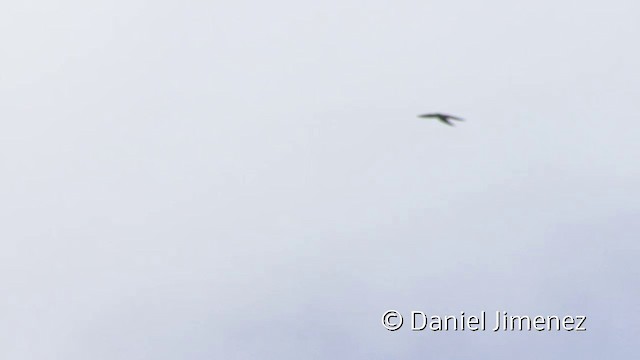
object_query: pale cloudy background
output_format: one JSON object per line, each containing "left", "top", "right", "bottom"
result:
{"left": 1, "top": 1, "right": 639, "bottom": 358}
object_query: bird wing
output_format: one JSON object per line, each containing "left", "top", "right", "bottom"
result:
{"left": 446, "top": 115, "right": 464, "bottom": 121}
{"left": 439, "top": 118, "right": 455, "bottom": 126}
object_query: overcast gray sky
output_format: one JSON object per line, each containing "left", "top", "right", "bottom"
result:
{"left": 1, "top": 1, "right": 639, "bottom": 358}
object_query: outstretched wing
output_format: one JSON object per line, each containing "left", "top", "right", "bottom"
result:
{"left": 444, "top": 114, "right": 464, "bottom": 121}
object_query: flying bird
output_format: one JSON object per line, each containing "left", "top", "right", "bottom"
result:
{"left": 418, "top": 113, "right": 464, "bottom": 126}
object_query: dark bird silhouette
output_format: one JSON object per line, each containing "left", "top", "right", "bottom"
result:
{"left": 418, "top": 113, "right": 464, "bottom": 126}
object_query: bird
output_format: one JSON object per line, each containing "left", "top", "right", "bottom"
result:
{"left": 418, "top": 113, "right": 464, "bottom": 126}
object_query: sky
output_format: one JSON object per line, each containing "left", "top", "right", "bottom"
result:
{"left": 1, "top": 1, "right": 639, "bottom": 358}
